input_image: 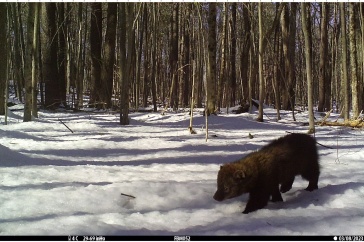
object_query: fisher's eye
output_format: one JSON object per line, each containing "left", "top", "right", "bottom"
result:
{"left": 224, "top": 185, "right": 230, "bottom": 193}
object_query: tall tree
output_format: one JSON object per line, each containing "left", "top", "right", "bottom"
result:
{"left": 240, "top": 3, "right": 252, "bottom": 104}
{"left": 301, "top": 3, "right": 315, "bottom": 134}
{"left": 31, "top": 3, "right": 40, "bottom": 118}
{"left": 57, "top": 3, "right": 66, "bottom": 106}
{"left": 43, "top": 3, "right": 60, "bottom": 109}
{"left": 102, "top": 3, "right": 117, "bottom": 109}
{"left": 257, "top": 3, "right": 264, "bottom": 122}
{"left": 217, "top": 3, "right": 227, "bottom": 110}
{"left": 229, "top": 3, "right": 237, "bottom": 107}
{"left": 120, "top": 3, "right": 134, "bottom": 125}
{"left": 318, "top": 3, "right": 329, "bottom": 112}
{"left": 24, "top": 3, "right": 35, "bottom": 121}
{"left": 281, "top": 3, "right": 297, "bottom": 113}
{"left": 349, "top": 3, "right": 359, "bottom": 118}
{"left": 0, "top": 3, "right": 7, "bottom": 116}
{"left": 340, "top": 2, "right": 350, "bottom": 121}
{"left": 169, "top": 3, "right": 179, "bottom": 110}
{"left": 206, "top": 2, "right": 217, "bottom": 115}
{"left": 150, "top": 3, "right": 158, "bottom": 112}
{"left": 90, "top": 3, "right": 103, "bottom": 109}
{"left": 75, "top": 2, "right": 85, "bottom": 110}
{"left": 10, "top": 3, "right": 24, "bottom": 102}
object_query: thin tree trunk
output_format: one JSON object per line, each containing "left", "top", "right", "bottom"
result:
{"left": 76, "top": 3, "right": 84, "bottom": 110}
{"left": 170, "top": 3, "right": 179, "bottom": 110}
{"left": 151, "top": 3, "right": 158, "bottom": 112}
{"left": 301, "top": 3, "right": 315, "bottom": 134}
{"left": 31, "top": 3, "right": 40, "bottom": 118}
{"left": 217, "top": 3, "right": 227, "bottom": 110}
{"left": 57, "top": 3, "right": 66, "bottom": 107}
{"left": 24, "top": 3, "right": 35, "bottom": 121}
{"left": 0, "top": 3, "right": 7, "bottom": 116}
{"left": 340, "top": 3, "right": 350, "bottom": 120}
{"left": 120, "top": 3, "right": 133, "bottom": 125}
{"left": 207, "top": 2, "right": 217, "bottom": 115}
{"left": 230, "top": 3, "right": 237, "bottom": 107}
{"left": 257, "top": 3, "right": 264, "bottom": 122}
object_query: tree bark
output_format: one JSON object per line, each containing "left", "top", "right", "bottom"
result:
{"left": 0, "top": 3, "right": 7, "bottom": 116}
{"left": 340, "top": 3, "right": 350, "bottom": 121}
{"left": 120, "top": 3, "right": 134, "bottom": 125}
{"left": 349, "top": 3, "right": 359, "bottom": 118}
{"left": 257, "top": 3, "right": 264, "bottom": 122}
{"left": 318, "top": 3, "right": 329, "bottom": 112}
{"left": 24, "top": 3, "right": 35, "bottom": 121}
{"left": 301, "top": 3, "right": 315, "bottom": 134}
{"left": 230, "top": 3, "right": 237, "bottom": 107}
{"left": 102, "top": 3, "right": 117, "bottom": 109}
{"left": 31, "top": 3, "right": 40, "bottom": 118}
{"left": 10, "top": 3, "right": 24, "bottom": 103}
{"left": 90, "top": 3, "right": 103, "bottom": 109}
{"left": 206, "top": 3, "right": 217, "bottom": 115}
{"left": 170, "top": 3, "right": 179, "bottom": 110}
{"left": 43, "top": 3, "right": 60, "bottom": 109}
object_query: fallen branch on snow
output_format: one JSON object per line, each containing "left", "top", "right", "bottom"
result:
{"left": 120, "top": 192, "right": 136, "bottom": 199}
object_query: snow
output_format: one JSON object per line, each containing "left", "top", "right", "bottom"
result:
{"left": 1, "top": 106, "right": 364, "bottom": 235}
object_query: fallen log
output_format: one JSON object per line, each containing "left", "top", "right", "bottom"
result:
{"left": 316, "top": 119, "right": 364, "bottom": 128}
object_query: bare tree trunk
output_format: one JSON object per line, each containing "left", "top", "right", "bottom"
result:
{"left": 170, "top": 3, "right": 179, "bottom": 111}
{"left": 318, "top": 3, "right": 329, "bottom": 112}
{"left": 10, "top": 3, "right": 24, "bottom": 103}
{"left": 360, "top": 3, "right": 364, "bottom": 112}
{"left": 230, "top": 3, "right": 237, "bottom": 107}
{"left": 57, "top": 3, "right": 66, "bottom": 107}
{"left": 0, "top": 3, "right": 7, "bottom": 116}
{"left": 75, "top": 3, "right": 84, "bottom": 110}
{"left": 31, "top": 3, "right": 40, "bottom": 118}
{"left": 241, "top": 3, "right": 251, "bottom": 104}
{"left": 257, "top": 3, "right": 264, "bottom": 122}
{"left": 90, "top": 3, "right": 103, "bottom": 109}
{"left": 43, "top": 3, "right": 60, "bottom": 109}
{"left": 340, "top": 3, "right": 350, "bottom": 120}
{"left": 102, "top": 3, "right": 117, "bottom": 109}
{"left": 24, "top": 3, "right": 35, "bottom": 121}
{"left": 217, "top": 3, "right": 227, "bottom": 110}
{"left": 349, "top": 3, "right": 359, "bottom": 118}
{"left": 301, "top": 3, "right": 315, "bottom": 134}
{"left": 151, "top": 3, "right": 158, "bottom": 112}
{"left": 120, "top": 3, "right": 134, "bottom": 125}
{"left": 207, "top": 2, "right": 217, "bottom": 115}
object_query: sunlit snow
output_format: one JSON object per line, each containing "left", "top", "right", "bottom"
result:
{"left": 1, "top": 106, "right": 363, "bottom": 235}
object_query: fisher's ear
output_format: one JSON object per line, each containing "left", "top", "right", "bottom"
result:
{"left": 220, "top": 165, "right": 223, "bottom": 169}
{"left": 234, "top": 170, "right": 246, "bottom": 180}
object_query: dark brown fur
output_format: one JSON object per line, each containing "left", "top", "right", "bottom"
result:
{"left": 213, "top": 133, "right": 320, "bottom": 214}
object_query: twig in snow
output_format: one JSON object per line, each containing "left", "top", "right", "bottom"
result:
{"left": 120, "top": 192, "right": 136, "bottom": 199}
{"left": 58, "top": 119, "right": 74, "bottom": 133}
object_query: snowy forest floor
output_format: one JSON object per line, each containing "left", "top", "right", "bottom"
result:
{"left": 0, "top": 106, "right": 364, "bottom": 235}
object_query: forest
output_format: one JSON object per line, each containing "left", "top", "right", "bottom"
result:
{"left": 0, "top": 2, "right": 363, "bottom": 130}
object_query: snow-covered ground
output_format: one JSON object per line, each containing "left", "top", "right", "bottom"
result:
{"left": 0, "top": 106, "right": 363, "bottom": 235}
